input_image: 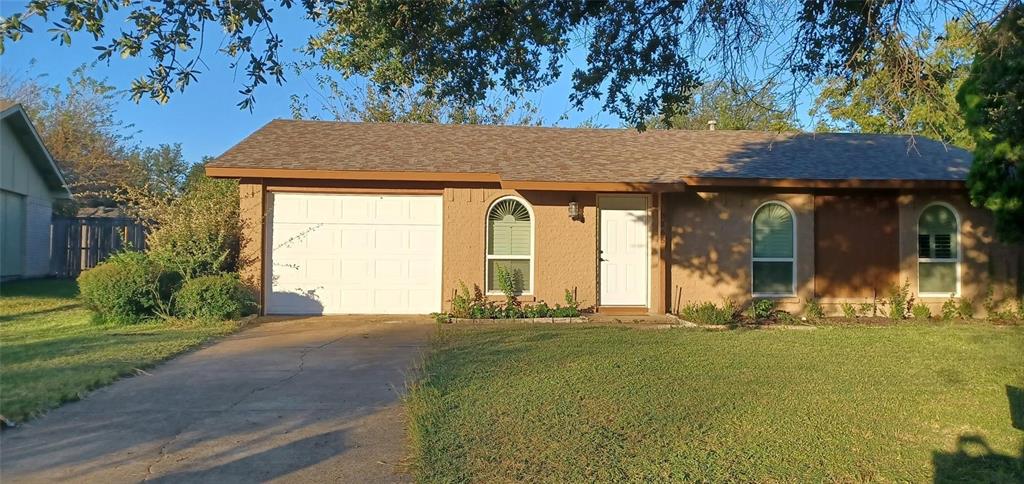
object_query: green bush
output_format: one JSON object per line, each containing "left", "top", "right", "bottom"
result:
{"left": 678, "top": 300, "right": 735, "bottom": 325}
{"left": 77, "top": 251, "right": 162, "bottom": 324}
{"left": 175, "top": 275, "right": 256, "bottom": 321}
{"left": 840, "top": 302, "right": 858, "bottom": 319}
{"left": 885, "top": 281, "right": 912, "bottom": 320}
{"left": 805, "top": 298, "right": 825, "bottom": 320}
{"left": 442, "top": 281, "right": 581, "bottom": 320}
{"left": 911, "top": 303, "right": 933, "bottom": 320}
{"left": 146, "top": 175, "right": 240, "bottom": 279}
{"left": 750, "top": 298, "right": 776, "bottom": 320}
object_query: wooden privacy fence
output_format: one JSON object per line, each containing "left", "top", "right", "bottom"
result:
{"left": 51, "top": 217, "right": 147, "bottom": 277}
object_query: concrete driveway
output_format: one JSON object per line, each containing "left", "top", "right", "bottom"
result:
{"left": 0, "top": 316, "right": 435, "bottom": 483}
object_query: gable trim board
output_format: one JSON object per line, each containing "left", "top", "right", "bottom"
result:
{"left": 215, "top": 122, "right": 1020, "bottom": 317}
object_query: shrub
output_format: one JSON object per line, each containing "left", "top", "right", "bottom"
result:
{"left": 858, "top": 302, "right": 876, "bottom": 317}
{"left": 840, "top": 302, "right": 858, "bottom": 319}
{"left": 175, "top": 274, "right": 256, "bottom": 320}
{"left": 450, "top": 282, "right": 473, "bottom": 319}
{"left": 940, "top": 295, "right": 975, "bottom": 320}
{"left": 958, "top": 298, "right": 975, "bottom": 320}
{"left": 941, "top": 297, "right": 960, "bottom": 320}
{"left": 750, "top": 298, "right": 776, "bottom": 320}
{"left": 911, "top": 303, "right": 933, "bottom": 320}
{"left": 439, "top": 282, "right": 581, "bottom": 320}
{"left": 678, "top": 300, "right": 735, "bottom": 325}
{"left": 78, "top": 251, "right": 162, "bottom": 324}
{"left": 885, "top": 280, "right": 913, "bottom": 321}
{"left": 144, "top": 175, "right": 240, "bottom": 280}
{"left": 805, "top": 298, "right": 825, "bottom": 320}
{"left": 524, "top": 302, "right": 552, "bottom": 318}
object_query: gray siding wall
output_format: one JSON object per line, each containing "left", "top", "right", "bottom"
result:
{"left": 24, "top": 196, "right": 52, "bottom": 276}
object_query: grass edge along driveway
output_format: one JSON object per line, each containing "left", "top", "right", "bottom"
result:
{"left": 406, "top": 323, "right": 1024, "bottom": 482}
{"left": 0, "top": 278, "right": 242, "bottom": 423}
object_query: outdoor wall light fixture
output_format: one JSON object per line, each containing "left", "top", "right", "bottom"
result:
{"left": 568, "top": 200, "right": 582, "bottom": 221}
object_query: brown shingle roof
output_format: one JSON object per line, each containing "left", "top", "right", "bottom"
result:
{"left": 209, "top": 119, "right": 971, "bottom": 183}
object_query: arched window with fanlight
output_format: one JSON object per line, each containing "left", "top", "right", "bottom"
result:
{"left": 918, "top": 203, "right": 960, "bottom": 296}
{"left": 751, "top": 201, "right": 796, "bottom": 296}
{"left": 486, "top": 196, "right": 534, "bottom": 294}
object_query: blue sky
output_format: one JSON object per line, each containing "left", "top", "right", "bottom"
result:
{"left": 0, "top": 4, "right": 820, "bottom": 164}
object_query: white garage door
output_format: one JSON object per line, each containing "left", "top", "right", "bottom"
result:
{"left": 267, "top": 193, "right": 442, "bottom": 314}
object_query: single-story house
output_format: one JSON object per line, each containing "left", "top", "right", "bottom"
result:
{"left": 207, "top": 120, "right": 1022, "bottom": 316}
{"left": 1, "top": 102, "right": 71, "bottom": 280}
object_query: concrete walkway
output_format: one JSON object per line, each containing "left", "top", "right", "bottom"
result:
{"left": 1, "top": 316, "right": 435, "bottom": 483}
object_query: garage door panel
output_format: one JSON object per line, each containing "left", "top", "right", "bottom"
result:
{"left": 340, "top": 229, "right": 370, "bottom": 250}
{"left": 374, "top": 230, "right": 404, "bottom": 251}
{"left": 268, "top": 193, "right": 441, "bottom": 315}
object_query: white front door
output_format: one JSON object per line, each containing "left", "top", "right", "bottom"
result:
{"left": 599, "top": 195, "right": 649, "bottom": 306}
{"left": 267, "top": 193, "right": 442, "bottom": 315}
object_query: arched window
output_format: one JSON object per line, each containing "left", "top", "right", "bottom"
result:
{"left": 486, "top": 196, "right": 533, "bottom": 294}
{"left": 751, "top": 201, "right": 796, "bottom": 296}
{"left": 918, "top": 203, "right": 960, "bottom": 296}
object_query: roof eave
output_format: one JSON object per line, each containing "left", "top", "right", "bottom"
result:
{"left": 206, "top": 166, "right": 965, "bottom": 191}
{"left": 2, "top": 104, "right": 73, "bottom": 198}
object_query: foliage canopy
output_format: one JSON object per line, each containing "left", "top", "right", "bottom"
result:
{"left": 957, "top": 5, "right": 1024, "bottom": 242}
{"left": 1, "top": 1, "right": 1008, "bottom": 128}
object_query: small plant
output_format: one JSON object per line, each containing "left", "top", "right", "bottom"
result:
{"left": 524, "top": 301, "right": 552, "bottom": 318}
{"left": 940, "top": 296, "right": 960, "bottom": 320}
{"left": 885, "top": 280, "right": 913, "bottom": 321}
{"left": 175, "top": 274, "right": 256, "bottom": 321}
{"left": 958, "top": 298, "right": 975, "bottom": 320}
{"left": 77, "top": 251, "right": 164, "bottom": 325}
{"left": 911, "top": 303, "right": 932, "bottom": 320}
{"left": 430, "top": 312, "right": 451, "bottom": 324}
{"left": 677, "top": 300, "right": 735, "bottom": 325}
{"left": 805, "top": 298, "right": 825, "bottom": 320}
{"left": 840, "top": 302, "right": 858, "bottom": 319}
{"left": 750, "top": 298, "right": 776, "bottom": 321}
{"left": 982, "top": 284, "right": 998, "bottom": 318}
{"left": 858, "top": 302, "right": 876, "bottom": 318}
{"left": 495, "top": 265, "right": 523, "bottom": 310}
{"left": 450, "top": 282, "right": 473, "bottom": 319}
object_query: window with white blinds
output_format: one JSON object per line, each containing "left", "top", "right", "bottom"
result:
{"left": 752, "top": 201, "right": 795, "bottom": 295}
{"left": 918, "top": 203, "right": 959, "bottom": 295}
{"left": 486, "top": 197, "right": 533, "bottom": 293}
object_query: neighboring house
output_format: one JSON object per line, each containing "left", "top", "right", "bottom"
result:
{"left": 0, "top": 103, "right": 71, "bottom": 280}
{"left": 207, "top": 120, "right": 1022, "bottom": 316}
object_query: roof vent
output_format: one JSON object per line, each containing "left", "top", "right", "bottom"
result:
{"left": 707, "top": 120, "right": 717, "bottom": 131}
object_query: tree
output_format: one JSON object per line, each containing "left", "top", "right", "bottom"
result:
{"left": 1, "top": 1, "right": 1007, "bottom": 128}
{"left": 0, "top": 64, "right": 138, "bottom": 205}
{"left": 813, "top": 17, "right": 979, "bottom": 148}
{"left": 957, "top": 5, "right": 1024, "bottom": 242}
{"left": 648, "top": 81, "right": 799, "bottom": 131}
{"left": 289, "top": 73, "right": 540, "bottom": 125}
{"left": 128, "top": 143, "right": 190, "bottom": 200}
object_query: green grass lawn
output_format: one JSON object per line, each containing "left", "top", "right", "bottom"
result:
{"left": 0, "top": 278, "right": 241, "bottom": 423}
{"left": 407, "top": 324, "right": 1024, "bottom": 482}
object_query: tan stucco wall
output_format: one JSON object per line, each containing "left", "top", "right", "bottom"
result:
{"left": 666, "top": 190, "right": 815, "bottom": 313}
{"left": 235, "top": 180, "right": 1021, "bottom": 318}
{"left": 897, "top": 192, "right": 1021, "bottom": 316}
{"left": 666, "top": 189, "right": 1021, "bottom": 317}
{"left": 442, "top": 188, "right": 599, "bottom": 311}
{"left": 238, "top": 180, "right": 265, "bottom": 304}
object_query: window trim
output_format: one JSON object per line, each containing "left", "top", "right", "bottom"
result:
{"left": 750, "top": 200, "right": 797, "bottom": 298}
{"left": 917, "top": 201, "right": 961, "bottom": 298}
{"left": 485, "top": 195, "right": 535, "bottom": 295}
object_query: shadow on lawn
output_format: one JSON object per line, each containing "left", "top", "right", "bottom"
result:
{"left": 0, "top": 303, "right": 82, "bottom": 322}
{"left": 931, "top": 386, "right": 1024, "bottom": 482}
